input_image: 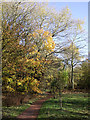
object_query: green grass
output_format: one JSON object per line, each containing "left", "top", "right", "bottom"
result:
{"left": 2, "top": 97, "right": 40, "bottom": 120}
{"left": 2, "top": 93, "right": 48, "bottom": 120}
{"left": 2, "top": 103, "right": 30, "bottom": 119}
{"left": 38, "top": 92, "right": 89, "bottom": 120}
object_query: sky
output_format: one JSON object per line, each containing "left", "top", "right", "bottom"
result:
{"left": 48, "top": 2, "right": 88, "bottom": 30}
{"left": 48, "top": 2, "right": 88, "bottom": 58}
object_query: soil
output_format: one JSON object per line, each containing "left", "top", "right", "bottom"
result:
{"left": 17, "top": 93, "right": 53, "bottom": 120}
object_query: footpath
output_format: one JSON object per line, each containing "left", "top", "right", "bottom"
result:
{"left": 17, "top": 93, "right": 53, "bottom": 120}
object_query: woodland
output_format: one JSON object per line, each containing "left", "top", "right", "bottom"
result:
{"left": 2, "top": 2, "right": 89, "bottom": 117}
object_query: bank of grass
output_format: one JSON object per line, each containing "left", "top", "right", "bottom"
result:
{"left": 38, "top": 92, "right": 89, "bottom": 120}
{"left": 2, "top": 93, "right": 47, "bottom": 120}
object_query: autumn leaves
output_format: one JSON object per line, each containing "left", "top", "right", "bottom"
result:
{"left": 2, "top": 25, "right": 55, "bottom": 94}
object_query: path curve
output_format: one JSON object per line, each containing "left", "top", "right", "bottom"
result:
{"left": 17, "top": 93, "right": 53, "bottom": 120}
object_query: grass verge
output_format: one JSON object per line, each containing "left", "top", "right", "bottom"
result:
{"left": 38, "top": 92, "right": 89, "bottom": 120}
{"left": 2, "top": 93, "right": 47, "bottom": 120}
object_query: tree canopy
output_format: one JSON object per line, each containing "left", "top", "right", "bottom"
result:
{"left": 2, "top": 2, "right": 88, "bottom": 95}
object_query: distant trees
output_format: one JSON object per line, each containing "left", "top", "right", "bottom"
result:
{"left": 77, "top": 60, "right": 89, "bottom": 90}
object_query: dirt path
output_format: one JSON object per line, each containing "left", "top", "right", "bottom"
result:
{"left": 17, "top": 94, "right": 53, "bottom": 120}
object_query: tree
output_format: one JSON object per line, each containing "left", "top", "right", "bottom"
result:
{"left": 62, "top": 43, "right": 83, "bottom": 89}
{"left": 2, "top": 22, "right": 55, "bottom": 93}
{"left": 2, "top": 2, "right": 86, "bottom": 94}
{"left": 55, "top": 18, "right": 86, "bottom": 90}
{"left": 58, "top": 70, "right": 69, "bottom": 109}
{"left": 51, "top": 68, "right": 69, "bottom": 109}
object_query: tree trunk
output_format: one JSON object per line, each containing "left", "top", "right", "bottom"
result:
{"left": 71, "top": 61, "right": 74, "bottom": 89}
{"left": 53, "top": 88, "right": 56, "bottom": 99}
{"left": 71, "top": 42, "right": 74, "bottom": 90}
{"left": 59, "top": 88, "right": 62, "bottom": 109}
